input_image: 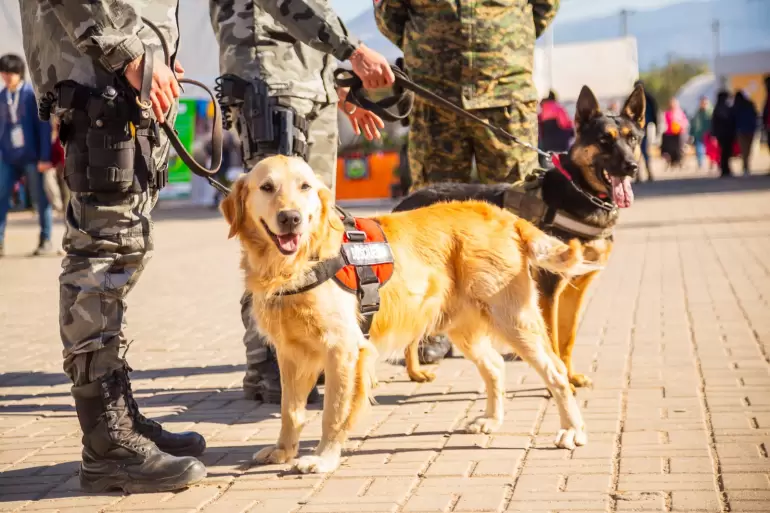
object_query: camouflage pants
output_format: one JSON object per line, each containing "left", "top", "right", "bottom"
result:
{"left": 408, "top": 98, "right": 539, "bottom": 190}
{"left": 236, "top": 97, "right": 338, "bottom": 379}
{"left": 60, "top": 189, "right": 158, "bottom": 385}
{"left": 59, "top": 104, "right": 176, "bottom": 386}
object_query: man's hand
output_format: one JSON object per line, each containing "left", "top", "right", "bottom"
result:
{"left": 349, "top": 44, "right": 395, "bottom": 89}
{"left": 337, "top": 87, "right": 385, "bottom": 141}
{"left": 37, "top": 161, "right": 53, "bottom": 173}
{"left": 123, "top": 54, "right": 181, "bottom": 123}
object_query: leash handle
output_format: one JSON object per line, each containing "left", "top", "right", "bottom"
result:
{"left": 334, "top": 64, "right": 552, "bottom": 160}
{"left": 141, "top": 17, "right": 224, "bottom": 179}
{"left": 334, "top": 66, "right": 413, "bottom": 123}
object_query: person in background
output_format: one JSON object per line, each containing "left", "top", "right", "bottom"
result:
{"left": 661, "top": 97, "right": 688, "bottom": 168}
{"left": 710, "top": 90, "right": 736, "bottom": 178}
{"left": 607, "top": 100, "right": 621, "bottom": 115}
{"left": 50, "top": 117, "right": 68, "bottom": 213}
{"left": 689, "top": 95, "right": 712, "bottom": 169}
{"left": 0, "top": 53, "right": 53, "bottom": 258}
{"left": 732, "top": 90, "right": 758, "bottom": 175}
{"left": 376, "top": 0, "right": 559, "bottom": 366}
{"left": 633, "top": 79, "right": 659, "bottom": 181}
{"left": 538, "top": 90, "right": 574, "bottom": 167}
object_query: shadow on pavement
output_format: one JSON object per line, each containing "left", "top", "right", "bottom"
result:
{"left": 0, "top": 364, "right": 246, "bottom": 388}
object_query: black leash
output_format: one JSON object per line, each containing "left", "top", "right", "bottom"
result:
{"left": 141, "top": 18, "right": 230, "bottom": 196}
{"left": 334, "top": 65, "right": 553, "bottom": 160}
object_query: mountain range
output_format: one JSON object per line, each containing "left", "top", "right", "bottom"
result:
{"left": 346, "top": 0, "right": 770, "bottom": 72}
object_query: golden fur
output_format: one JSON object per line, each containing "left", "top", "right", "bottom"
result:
{"left": 222, "top": 155, "right": 594, "bottom": 474}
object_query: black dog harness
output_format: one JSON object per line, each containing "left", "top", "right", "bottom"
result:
{"left": 276, "top": 208, "right": 394, "bottom": 338}
{"left": 503, "top": 154, "right": 617, "bottom": 240}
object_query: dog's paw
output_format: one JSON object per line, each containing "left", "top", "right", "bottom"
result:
{"left": 253, "top": 445, "right": 294, "bottom": 465}
{"left": 569, "top": 373, "right": 593, "bottom": 389}
{"left": 466, "top": 416, "right": 502, "bottom": 434}
{"left": 407, "top": 369, "right": 436, "bottom": 383}
{"left": 293, "top": 454, "right": 340, "bottom": 474}
{"left": 554, "top": 427, "right": 588, "bottom": 450}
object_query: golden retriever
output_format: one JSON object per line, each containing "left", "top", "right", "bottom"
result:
{"left": 221, "top": 155, "right": 594, "bottom": 474}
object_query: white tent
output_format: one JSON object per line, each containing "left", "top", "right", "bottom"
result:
{"left": 534, "top": 36, "right": 640, "bottom": 104}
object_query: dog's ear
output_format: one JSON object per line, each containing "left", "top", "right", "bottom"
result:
{"left": 621, "top": 84, "right": 647, "bottom": 129}
{"left": 220, "top": 175, "right": 248, "bottom": 239}
{"left": 575, "top": 85, "right": 601, "bottom": 128}
{"left": 318, "top": 187, "right": 344, "bottom": 232}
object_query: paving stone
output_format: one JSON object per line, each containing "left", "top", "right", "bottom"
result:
{"left": 3, "top": 181, "right": 770, "bottom": 512}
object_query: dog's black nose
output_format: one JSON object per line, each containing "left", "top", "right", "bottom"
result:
{"left": 277, "top": 209, "right": 302, "bottom": 231}
{"left": 625, "top": 161, "right": 639, "bottom": 175}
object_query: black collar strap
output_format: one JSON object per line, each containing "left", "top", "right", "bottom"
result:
{"left": 503, "top": 186, "right": 615, "bottom": 240}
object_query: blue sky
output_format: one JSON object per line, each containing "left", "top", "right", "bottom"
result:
{"left": 330, "top": 0, "right": 713, "bottom": 24}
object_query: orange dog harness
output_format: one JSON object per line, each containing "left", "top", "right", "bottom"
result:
{"left": 276, "top": 206, "right": 394, "bottom": 337}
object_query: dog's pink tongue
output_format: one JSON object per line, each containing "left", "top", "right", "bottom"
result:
{"left": 611, "top": 176, "right": 634, "bottom": 208}
{"left": 277, "top": 234, "right": 300, "bottom": 253}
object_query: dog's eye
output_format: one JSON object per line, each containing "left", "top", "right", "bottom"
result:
{"left": 600, "top": 135, "right": 614, "bottom": 146}
{"left": 300, "top": 182, "right": 311, "bottom": 191}
{"left": 260, "top": 182, "right": 275, "bottom": 193}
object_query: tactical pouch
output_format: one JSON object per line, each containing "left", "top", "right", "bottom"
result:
{"left": 215, "top": 75, "right": 309, "bottom": 163}
{"left": 84, "top": 122, "right": 136, "bottom": 193}
{"left": 55, "top": 82, "right": 158, "bottom": 194}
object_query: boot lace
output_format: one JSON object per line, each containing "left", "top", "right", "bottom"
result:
{"left": 101, "top": 370, "right": 155, "bottom": 454}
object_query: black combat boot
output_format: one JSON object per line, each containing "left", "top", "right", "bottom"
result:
{"left": 119, "top": 364, "right": 207, "bottom": 457}
{"left": 243, "top": 350, "right": 320, "bottom": 404}
{"left": 418, "top": 335, "right": 453, "bottom": 365}
{"left": 71, "top": 369, "right": 206, "bottom": 493}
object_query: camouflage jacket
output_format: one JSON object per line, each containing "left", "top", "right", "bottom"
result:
{"left": 20, "top": 0, "right": 359, "bottom": 103}
{"left": 375, "top": 0, "right": 559, "bottom": 110}
{"left": 19, "top": 1, "right": 180, "bottom": 98}
{"left": 210, "top": 0, "right": 358, "bottom": 104}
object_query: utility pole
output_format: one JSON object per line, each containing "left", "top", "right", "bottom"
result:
{"left": 620, "top": 9, "right": 630, "bottom": 37}
{"left": 545, "top": 25, "right": 555, "bottom": 94}
{"left": 712, "top": 19, "right": 720, "bottom": 82}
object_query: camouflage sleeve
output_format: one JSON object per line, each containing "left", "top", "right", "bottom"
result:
{"left": 529, "top": 0, "right": 560, "bottom": 38}
{"left": 373, "top": 0, "right": 409, "bottom": 49}
{"left": 48, "top": 1, "right": 148, "bottom": 73}
{"left": 256, "top": 0, "right": 360, "bottom": 61}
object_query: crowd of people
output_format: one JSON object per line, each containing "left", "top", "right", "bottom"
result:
{"left": 535, "top": 75, "right": 770, "bottom": 180}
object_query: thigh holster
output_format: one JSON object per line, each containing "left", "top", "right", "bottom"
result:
{"left": 215, "top": 75, "right": 310, "bottom": 163}
{"left": 46, "top": 81, "right": 164, "bottom": 194}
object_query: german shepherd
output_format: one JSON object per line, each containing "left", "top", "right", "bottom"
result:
{"left": 394, "top": 84, "right": 647, "bottom": 389}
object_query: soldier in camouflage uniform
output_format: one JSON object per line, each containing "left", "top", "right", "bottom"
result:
{"left": 209, "top": 0, "right": 390, "bottom": 404}
{"left": 375, "top": 0, "right": 559, "bottom": 187}
{"left": 18, "top": 0, "right": 392, "bottom": 494}
{"left": 375, "top": 0, "right": 559, "bottom": 364}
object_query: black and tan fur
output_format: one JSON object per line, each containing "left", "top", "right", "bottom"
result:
{"left": 394, "top": 84, "right": 647, "bottom": 389}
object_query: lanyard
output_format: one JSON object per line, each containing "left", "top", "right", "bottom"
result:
{"left": 6, "top": 81, "right": 23, "bottom": 124}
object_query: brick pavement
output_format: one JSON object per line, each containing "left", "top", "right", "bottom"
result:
{"left": 1, "top": 173, "right": 770, "bottom": 513}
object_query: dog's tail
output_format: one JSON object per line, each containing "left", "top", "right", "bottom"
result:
{"left": 515, "top": 218, "right": 603, "bottom": 276}
{"left": 342, "top": 340, "right": 379, "bottom": 433}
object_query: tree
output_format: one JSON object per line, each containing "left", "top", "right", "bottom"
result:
{"left": 639, "top": 58, "right": 709, "bottom": 107}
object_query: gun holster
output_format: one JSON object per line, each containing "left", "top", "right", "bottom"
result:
{"left": 215, "top": 75, "right": 310, "bottom": 163}
{"left": 47, "top": 80, "right": 164, "bottom": 194}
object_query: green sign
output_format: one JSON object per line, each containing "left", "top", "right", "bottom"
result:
{"left": 161, "top": 98, "right": 197, "bottom": 199}
{"left": 345, "top": 158, "right": 368, "bottom": 180}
